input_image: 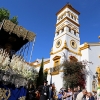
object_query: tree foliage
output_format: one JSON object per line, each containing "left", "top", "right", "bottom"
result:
{"left": 63, "top": 58, "right": 88, "bottom": 89}
{"left": 36, "top": 58, "right": 44, "bottom": 88}
{"left": 36, "top": 58, "right": 49, "bottom": 88}
{"left": 44, "top": 71, "right": 48, "bottom": 81}
{"left": 0, "top": 8, "right": 18, "bottom": 24}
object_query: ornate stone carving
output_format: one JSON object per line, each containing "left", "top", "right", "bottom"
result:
{"left": 0, "top": 88, "right": 11, "bottom": 99}
{"left": 18, "top": 96, "right": 26, "bottom": 100}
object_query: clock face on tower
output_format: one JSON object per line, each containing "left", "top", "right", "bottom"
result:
{"left": 56, "top": 39, "right": 62, "bottom": 48}
{"left": 70, "top": 40, "right": 77, "bottom": 49}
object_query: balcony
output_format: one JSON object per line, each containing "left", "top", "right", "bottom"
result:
{"left": 50, "top": 66, "right": 60, "bottom": 75}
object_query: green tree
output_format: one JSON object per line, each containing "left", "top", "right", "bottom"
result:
{"left": 0, "top": 8, "right": 18, "bottom": 24}
{"left": 63, "top": 59, "right": 88, "bottom": 89}
{"left": 36, "top": 58, "right": 44, "bottom": 88}
{"left": 44, "top": 71, "right": 48, "bottom": 81}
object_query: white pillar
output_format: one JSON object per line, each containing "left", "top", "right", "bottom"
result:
{"left": 86, "top": 75, "right": 91, "bottom": 92}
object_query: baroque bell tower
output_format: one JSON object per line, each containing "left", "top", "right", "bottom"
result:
{"left": 50, "top": 3, "right": 81, "bottom": 68}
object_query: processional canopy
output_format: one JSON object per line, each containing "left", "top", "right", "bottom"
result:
{"left": 0, "top": 19, "right": 36, "bottom": 53}
{"left": 0, "top": 19, "right": 37, "bottom": 87}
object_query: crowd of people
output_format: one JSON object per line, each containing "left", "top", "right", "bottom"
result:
{"left": 25, "top": 81, "right": 97, "bottom": 100}
{"left": 26, "top": 80, "right": 55, "bottom": 100}
{"left": 57, "top": 86, "right": 97, "bottom": 100}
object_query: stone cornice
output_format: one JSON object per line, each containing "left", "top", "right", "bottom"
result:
{"left": 79, "top": 43, "right": 90, "bottom": 50}
{"left": 31, "top": 60, "right": 50, "bottom": 67}
{"left": 53, "top": 56, "right": 61, "bottom": 61}
{"left": 50, "top": 41, "right": 82, "bottom": 56}
{"left": 56, "top": 4, "right": 80, "bottom": 16}
{"left": 56, "top": 16, "right": 80, "bottom": 27}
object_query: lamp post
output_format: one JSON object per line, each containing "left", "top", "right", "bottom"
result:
{"left": 50, "top": 68, "right": 53, "bottom": 85}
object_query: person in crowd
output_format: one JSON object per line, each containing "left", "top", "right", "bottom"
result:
{"left": 52, "top": 83, "right": 57, "bottom": 100}
{"left": 88, "top": 92, "right": 94, "bottom": 100}
{"left": 76, "top": 89, "right": 87, "bottom": 100}
{"left": 49, "top": 84, "right": 53, "bottom": 100}
{"left": 26, "top": 83, "right": 36, "bottom": 100}
{"left": 93, "top": 91, "right": 97, "bottom": 100}
{"left": 85, "top": 92, "right": 89, "bottom": 100}
{"left": 62, "top": 90, "right": 67, "bottom": 100}
{"left": 66, "top": 88, "right": 72, "bottom": 100}
{"left": 77, "top": 86, "right": 81, "bottom": 93}
{"left": 57, "top": 91, "right": 63, "bottom": 100}
{"left": 35, "top": 90, "right": 40, "bottom": 100}
{"left": 39, "top": 80, "right": 49, "bottom": 100}
{"left": 60, "top": 88, "right": 64, "bottom": 95}
{"left": 73, "top": 87, "right": 78, "bottom": 100}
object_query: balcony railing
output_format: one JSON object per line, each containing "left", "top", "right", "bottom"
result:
{"left": 52, "top": 66, "right": 59, "bottom": 72}
{"left": 50, "top": 66, "right": 60, "bottom": 75}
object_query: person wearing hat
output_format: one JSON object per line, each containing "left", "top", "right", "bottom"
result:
{"left": 39, "top": 80, "right": 49, "bottom": 100}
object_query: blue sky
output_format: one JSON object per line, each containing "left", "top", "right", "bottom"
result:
{"left": 0, "top": 0, "right": 100, "bottom": 62}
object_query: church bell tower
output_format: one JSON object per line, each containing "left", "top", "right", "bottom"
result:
{"left": 50, "top": 3, "right": 81, "bottom": 68}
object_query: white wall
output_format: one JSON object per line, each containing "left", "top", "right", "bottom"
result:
{"left": 81, "top": 45, "right": 100, "bottom": 92}
{"left": 88, "top": 46, "right": 100, "bottom": 75}
{"left": 48, "top": 72, "right": 63, "bottom": 92}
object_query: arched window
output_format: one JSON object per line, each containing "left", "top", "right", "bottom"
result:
{"left": 56, "top": 32, "right": 59, "bottom": 36}
{"left": 74, "top": 30, "right": 76, "bottom": 36}
{"left": 71, "top": 15, "right": 73, "bottom": 19}
{"left": 61, "top": 28, "right": 64, "bottom": 33}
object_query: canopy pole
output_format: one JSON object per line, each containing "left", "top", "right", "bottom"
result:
{"left": 26, "top": 42, "right": 30, "bottom": 61}
{"left": 29, "top": 36, "right": 36, "bottom": 63}
{"left": 22, "top": 43, "right": 27, "bottom": 58}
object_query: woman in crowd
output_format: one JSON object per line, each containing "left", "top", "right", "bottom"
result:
{"left": 73, "top": 87, "right": 78, "bottom": 100}
{"left": 85, "top": 92, "right": 89, "bottom": 100}
{"left": 66, "top": 88, "right": 72, "bottom": 100}
{"left": 93, "top": 91, "right": 97, "bottom": 100}
{"left": 35, "top": 90, "right": 40, "bottom": 100}
{"left": 88, "top": 92, "right": 94, "bottom": 100}
{"left": 26, "top": 83, "right": 36, "bottom": 100}
{"left": 77, "top": 86, "right": 81, "bottom": 93}
{"left": 62, "top": 90, "right": 67, "bottom": 100}
{"left": 57, "top": 91, "right": 63, "bottom": 100}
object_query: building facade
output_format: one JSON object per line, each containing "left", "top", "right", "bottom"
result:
{"left": 31, "top": 4, "right": 100, "bottom": 92}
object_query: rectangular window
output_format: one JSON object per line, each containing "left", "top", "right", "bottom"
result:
{"left": 74, "top": 31, "right": 76, "bottom": 36}
{"left": 69, "top": 28, "right": 71, "bottom": 32}
{"left": 71, "top": 15, "right": 73, "bottom": 19}
{"left": 55, "top": 61, "right": 59, "bottom": 66}
{"left": 54, "top": 60, "right": 59, "bottom": 67}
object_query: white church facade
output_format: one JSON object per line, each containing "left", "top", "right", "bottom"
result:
{"left": 31, "top": 4, "right": 100, "bottom": 92}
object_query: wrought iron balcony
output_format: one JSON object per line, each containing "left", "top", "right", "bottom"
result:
{"left": 50, "top": 66, "right": 60, "bottom": 75}
{"left": 52, "top": 66, "right": 59, "bottom": 72}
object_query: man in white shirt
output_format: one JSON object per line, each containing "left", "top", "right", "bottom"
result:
{"left": 76, "top": 89, "right": 87, "bottom": 100}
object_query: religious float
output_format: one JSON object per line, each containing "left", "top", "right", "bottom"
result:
{"left": 0, "top": 19, "right": 36, "bottom": 100}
